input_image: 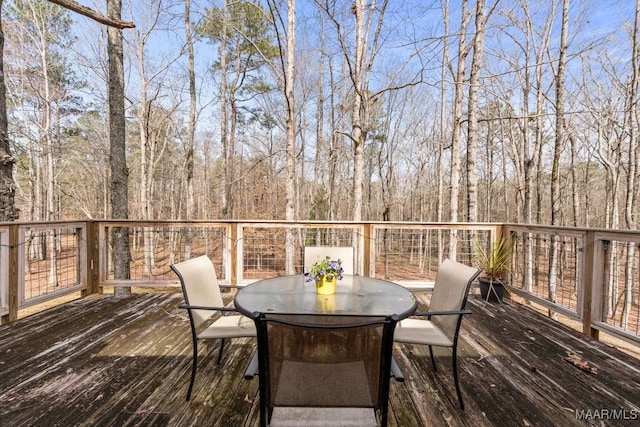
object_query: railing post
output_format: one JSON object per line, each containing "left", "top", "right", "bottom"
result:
{"left": 83, "top": 221, "right": 100, "bottom": 296}
{"left": 495, "top": 224, "right": 504, "bottom": 244}
{"left": 363, "top": 224, "right": 374, "bottom": 277}
{"left": 582, "top": 230, "right": 599, "bottom": 340}
{"left": 228, "top": 222, "right": 242, "bottom": 286}
{"left": 2, "top": 224, "right": 19, "bottom": 324}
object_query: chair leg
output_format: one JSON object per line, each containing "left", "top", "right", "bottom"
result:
{"left": 428, "top": 345, "right": 437, "bottom": 370}
{"left": 451, "top": 345, "right": 464, "bottom": 410}
{"left": 217, "top": 338, "right": 226, "bottom": 365}
{"left": 187, "top": 339, "right": 198, "bottom": 401}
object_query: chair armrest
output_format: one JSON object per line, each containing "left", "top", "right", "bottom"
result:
{"left": 412, "top": 309, "right": 472, "bottom": 317}
{"left": 178, "top": 304, "right": 238, "bottom": 313}
{"left": 391, "top": 356, "right": 404, "bottom": 382}
{"left": 244, "top": 352, "right": 259, "bottom": 380}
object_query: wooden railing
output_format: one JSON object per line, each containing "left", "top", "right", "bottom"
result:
{"left": 1, "top": 219, "right": 639, "bottom": 347}
{"left": 504, "top": 224, "right": 640, "bottom": 343}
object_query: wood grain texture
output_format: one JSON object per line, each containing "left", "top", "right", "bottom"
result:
{"left": 0, "top": 292, "right": 638, "bottom": 426}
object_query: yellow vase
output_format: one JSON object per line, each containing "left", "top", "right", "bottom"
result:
{"left": 315, "top": 275, "right": 337, "bottom": 295}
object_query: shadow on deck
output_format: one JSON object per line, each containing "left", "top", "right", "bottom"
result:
{"left": 1, "top": 291, "right": 639, "bottom": 426}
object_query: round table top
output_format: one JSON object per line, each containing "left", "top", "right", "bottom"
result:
{"left": 234, "top": 274, "right": 417, "bottom": 320}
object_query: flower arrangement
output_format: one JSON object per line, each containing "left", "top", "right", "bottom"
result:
{"left": 306, "top": 256, "right": 344, "bottom": 282}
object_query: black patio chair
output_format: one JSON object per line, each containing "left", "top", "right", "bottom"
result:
{"left": 249, "top": 312, "right": 399, "bottom": 427}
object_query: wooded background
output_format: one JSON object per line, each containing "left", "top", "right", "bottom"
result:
{"left": 2, "top": 0, "right": 639, "bottom": 230}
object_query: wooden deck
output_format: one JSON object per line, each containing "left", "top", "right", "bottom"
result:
{"left": 1, "top": 291, "right": 639, "bottom": 427}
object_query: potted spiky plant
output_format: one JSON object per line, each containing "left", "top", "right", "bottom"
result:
{"left": 476, "top": 236, "right": 514, "bottom": 302}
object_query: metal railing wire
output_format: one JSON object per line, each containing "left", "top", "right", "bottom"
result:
{"left": 1, "top": 220, "right": 639, "bottom": 346}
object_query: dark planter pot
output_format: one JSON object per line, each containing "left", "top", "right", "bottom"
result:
{"left": 479, "top": 278, "right": 506, "bottom": 302}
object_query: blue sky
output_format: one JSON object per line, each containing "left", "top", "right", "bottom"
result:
{"left": 64, "top": 0, "right": 639, "bottom": 144}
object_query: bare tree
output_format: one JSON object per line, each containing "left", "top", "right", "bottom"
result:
{"left": 350, "top": 0, "right": 371, "bottom": 225}
{"left": 219, "top": 0, "right": 230, "bottom": 219}
{"left": 466, "top": 0, "right": 498, "bottom": 223}
{"left": 183, "top": 0, "right": 196, "bottom": 258}
{"left": 199, "top": 1, "right": 278, "bottom": 220}
{"left": 625, "top": 0, "right": 640, "bottom": 233}
{"left": 493, "top": 0, "right": 556, "bottom": 291}
{"left": 283, "top": 0, "right": 297, "bottom": 273}
{"left": 130, "top": 0, "right": 181, "bottom": 274}
{"left": 108, "top": 0, "right": 131, "bottom": 291}
{"left": 24, "top": 0, "right": 134, "bottom": 289}
{"left": 8, "top": 1, "right": 85, "bottom": 284}
{"left": 29, "top": 1, "right": 59, "bottom": 284}
{"left": 448, "top": 0, "right": 472, "bottom": 259}
{"left": 622, "top": 0, "right": 640, "bottom": 328}
{"left": 0, "top": 0, "right": 132, "bottom": 225}
{"left": 548, "top": 0, "right": 570, "bottom": 305}
{"left": 312, "top": 17, "right": 328, "bottom": 220}
{"left": 0, "top": 0, "right": 18, "bottom": 222}
{"left": 437, "top": 0, "right": 450, "bottom": 263}
{"left": 317, "top": 0, "right": 389, "bottom": 226}
{"left": 264, "top": 0, "right": 298, "bottom": 272}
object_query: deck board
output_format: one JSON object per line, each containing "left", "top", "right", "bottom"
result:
{"left": 1, "top": 291, "right": 639, "bottom": 426}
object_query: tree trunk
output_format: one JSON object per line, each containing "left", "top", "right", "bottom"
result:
{"left": 220, "top": 0, "right": 229, "bottom": 219}
{"left": 37, "top": 6, "right": 58, "bottom": 285}
{"left": 625, "top": 0, "right": 640, "bottom": 232}
{"left": 466, "top": 0, "right": 488, "bottom": 224}
{"left": 108, "top": 0, "right": 131, "bottom": 290}
{"left": 184, "top": 0, "right": 196, "bottom": 258}
{"left": 313, "top": 19, "right": 326, "bottom": 220}
{"left": 567, "top": 128, "right": 580, "bottom": 226}
{"left": 352, "top": 0, "right": 366, "bottom": 224}
{"left": 622, "top": 0, "right": 640, "bottom": 328}
{"left": 328, "top": 55, "right": 339, "bottom": 221}
{"left": 549, "top": 0, "right": 570, "bottom": 305}
{"left": 136, "top": 36, "right": 154, "bottom": 276}
{"left": 448, "top": 0, "right": 471, "bottom": 259}
{"left": 438, "top": 0, "right": 450, "bottom": 263}
{"left": 0, "top": 0, "right": 18, "bottom": 222}
{"left": 284, "top": 0, "right": 296, "bottom": 274}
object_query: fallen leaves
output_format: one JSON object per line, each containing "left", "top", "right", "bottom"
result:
{"left": 563, "top": 351, "right": 598, "bottom": 375}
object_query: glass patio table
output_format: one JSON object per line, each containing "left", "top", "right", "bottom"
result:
{"left": 234, "top": 274, "right": 417, "bottom": 320}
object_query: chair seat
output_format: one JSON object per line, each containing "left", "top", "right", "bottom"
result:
{"left": 198, "top": 315, "right": 256, "bottom": 339}
{"left": 269, "top": 407, "right": 377, "bottom": 427}
{"left": 393, "top": 318, "right": 453, "bottom": 347}
{"left": 304, "top": 246, "right": 355, "bottom": 275}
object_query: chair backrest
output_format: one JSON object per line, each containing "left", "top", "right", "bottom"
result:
{"left": 253, "top": 313, "right": 397, "bottom": 425}
{"left": 304, "top": 246, "right": 354, "bottom": 275}
{"left": 429, "top": 259, "right": 481, "bottom": 339}
{"left": 170, "top": 255, "right": 224, "bottom": 329}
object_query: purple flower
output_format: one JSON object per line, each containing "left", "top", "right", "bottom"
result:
{"left": 306, "top": 256, "right": 344, "bottom": 282}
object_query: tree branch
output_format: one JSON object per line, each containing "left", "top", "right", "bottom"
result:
{"left": 47, "top": 0, "right": 135, "bottom": 29}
